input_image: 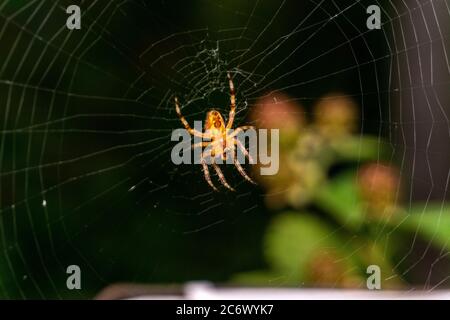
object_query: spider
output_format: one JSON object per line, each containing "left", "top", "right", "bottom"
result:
{"left": 174, "top": 72, "right": 256, "bottom": 191}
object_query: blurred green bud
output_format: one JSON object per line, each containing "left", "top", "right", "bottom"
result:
{"left": 305, "top": 250, "right": 364, "bottom": 288}
{"left": 358, "top": 163, "right": 401, "bottom": 219}
{"left": 290, "top": 130, "right": 335, "bottom": 168}
{"left": 254, "top": 153, "right": 295, "bottom": 210}
{"left": 286, "top": 160, "right": 325, "bottom": 208}
{"left": 314, "top": 93, "right": 358, "bottom": 138}
{"left": 251, "top": 93, "right": 305, "bottom": 149}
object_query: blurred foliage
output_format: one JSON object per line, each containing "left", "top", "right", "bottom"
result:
{"left": 391, "top": 205, "right": 450, "bottom": 251}
{"left": 233, "top": 93, "right": 450, "bottom": 289}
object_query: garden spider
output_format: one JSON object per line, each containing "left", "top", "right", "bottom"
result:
{"left": 174, "top": 72, "right": 256, "bottom": 191}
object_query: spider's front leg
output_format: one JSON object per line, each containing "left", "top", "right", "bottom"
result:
{"left": 228, "top": 125, "right": 255, "bottom": 139}
{"left": 226, "top": 72, "right": 236, "bottom": 129}
{"left": 174, "top": 97, "right": 211, "bottom": 139}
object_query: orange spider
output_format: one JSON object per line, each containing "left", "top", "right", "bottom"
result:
{"left": 174, "top": 72, "right": 256, "bottom": 191}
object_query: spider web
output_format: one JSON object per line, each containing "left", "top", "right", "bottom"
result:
{"left": 0, "top": 0, "right": 449, "bottom": 298}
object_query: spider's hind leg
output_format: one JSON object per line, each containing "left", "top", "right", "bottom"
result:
{"left": 234, "top": 156, "right": 257, "bottom": 185}
{"left": 201, "top": 159, "right": 218, "bottom": 192}
{"left": 212, "top": 163, "right": 235, "bottom": 191}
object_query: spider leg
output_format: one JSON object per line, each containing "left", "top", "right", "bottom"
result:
{"left": 222, "top": 144, "right": 235, "bottom": 164}
{"left": 232, "top": 148, "right": 257, "bottom": 185}
{"left": 201, "top": 156, "right": 218, "bottom": 192}
{"left": 175, "top": 97, "right": 210, "bottom": 139}
{"left": 191, "top": 141, "right": 210, "bottom": 149}
{"left": 212, "top": 163, "right": 235, "bottom": 191}
{"left": 234, "top": 138, "right": 255, "bottom": 164}
{"left": 226, "top": 72, "right": 236, "bottom": 129}
{"left": 224, "top": 141, "right": 256, "bottom": 185}
{"left": 228, "top": 125, "right": 255, "bottom": 139}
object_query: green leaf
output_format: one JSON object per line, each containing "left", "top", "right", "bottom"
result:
{"left": 388, "top": 203, "right": 450, "bottom": 250}
{"left": 264, "top": 212, "right": 343, "bottom": 280}
{"left": 332, "top": 136, "right": 389, "bottom": 162}
{"left": 314, "top": 171, "right": 364, "bottom": 229}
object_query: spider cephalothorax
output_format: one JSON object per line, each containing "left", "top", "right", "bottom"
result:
{"left": 205, "top": 110, "right": 225, "bottom": 134}
{"left": 175, "top": 72, "right": 255, "bottom": 191}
